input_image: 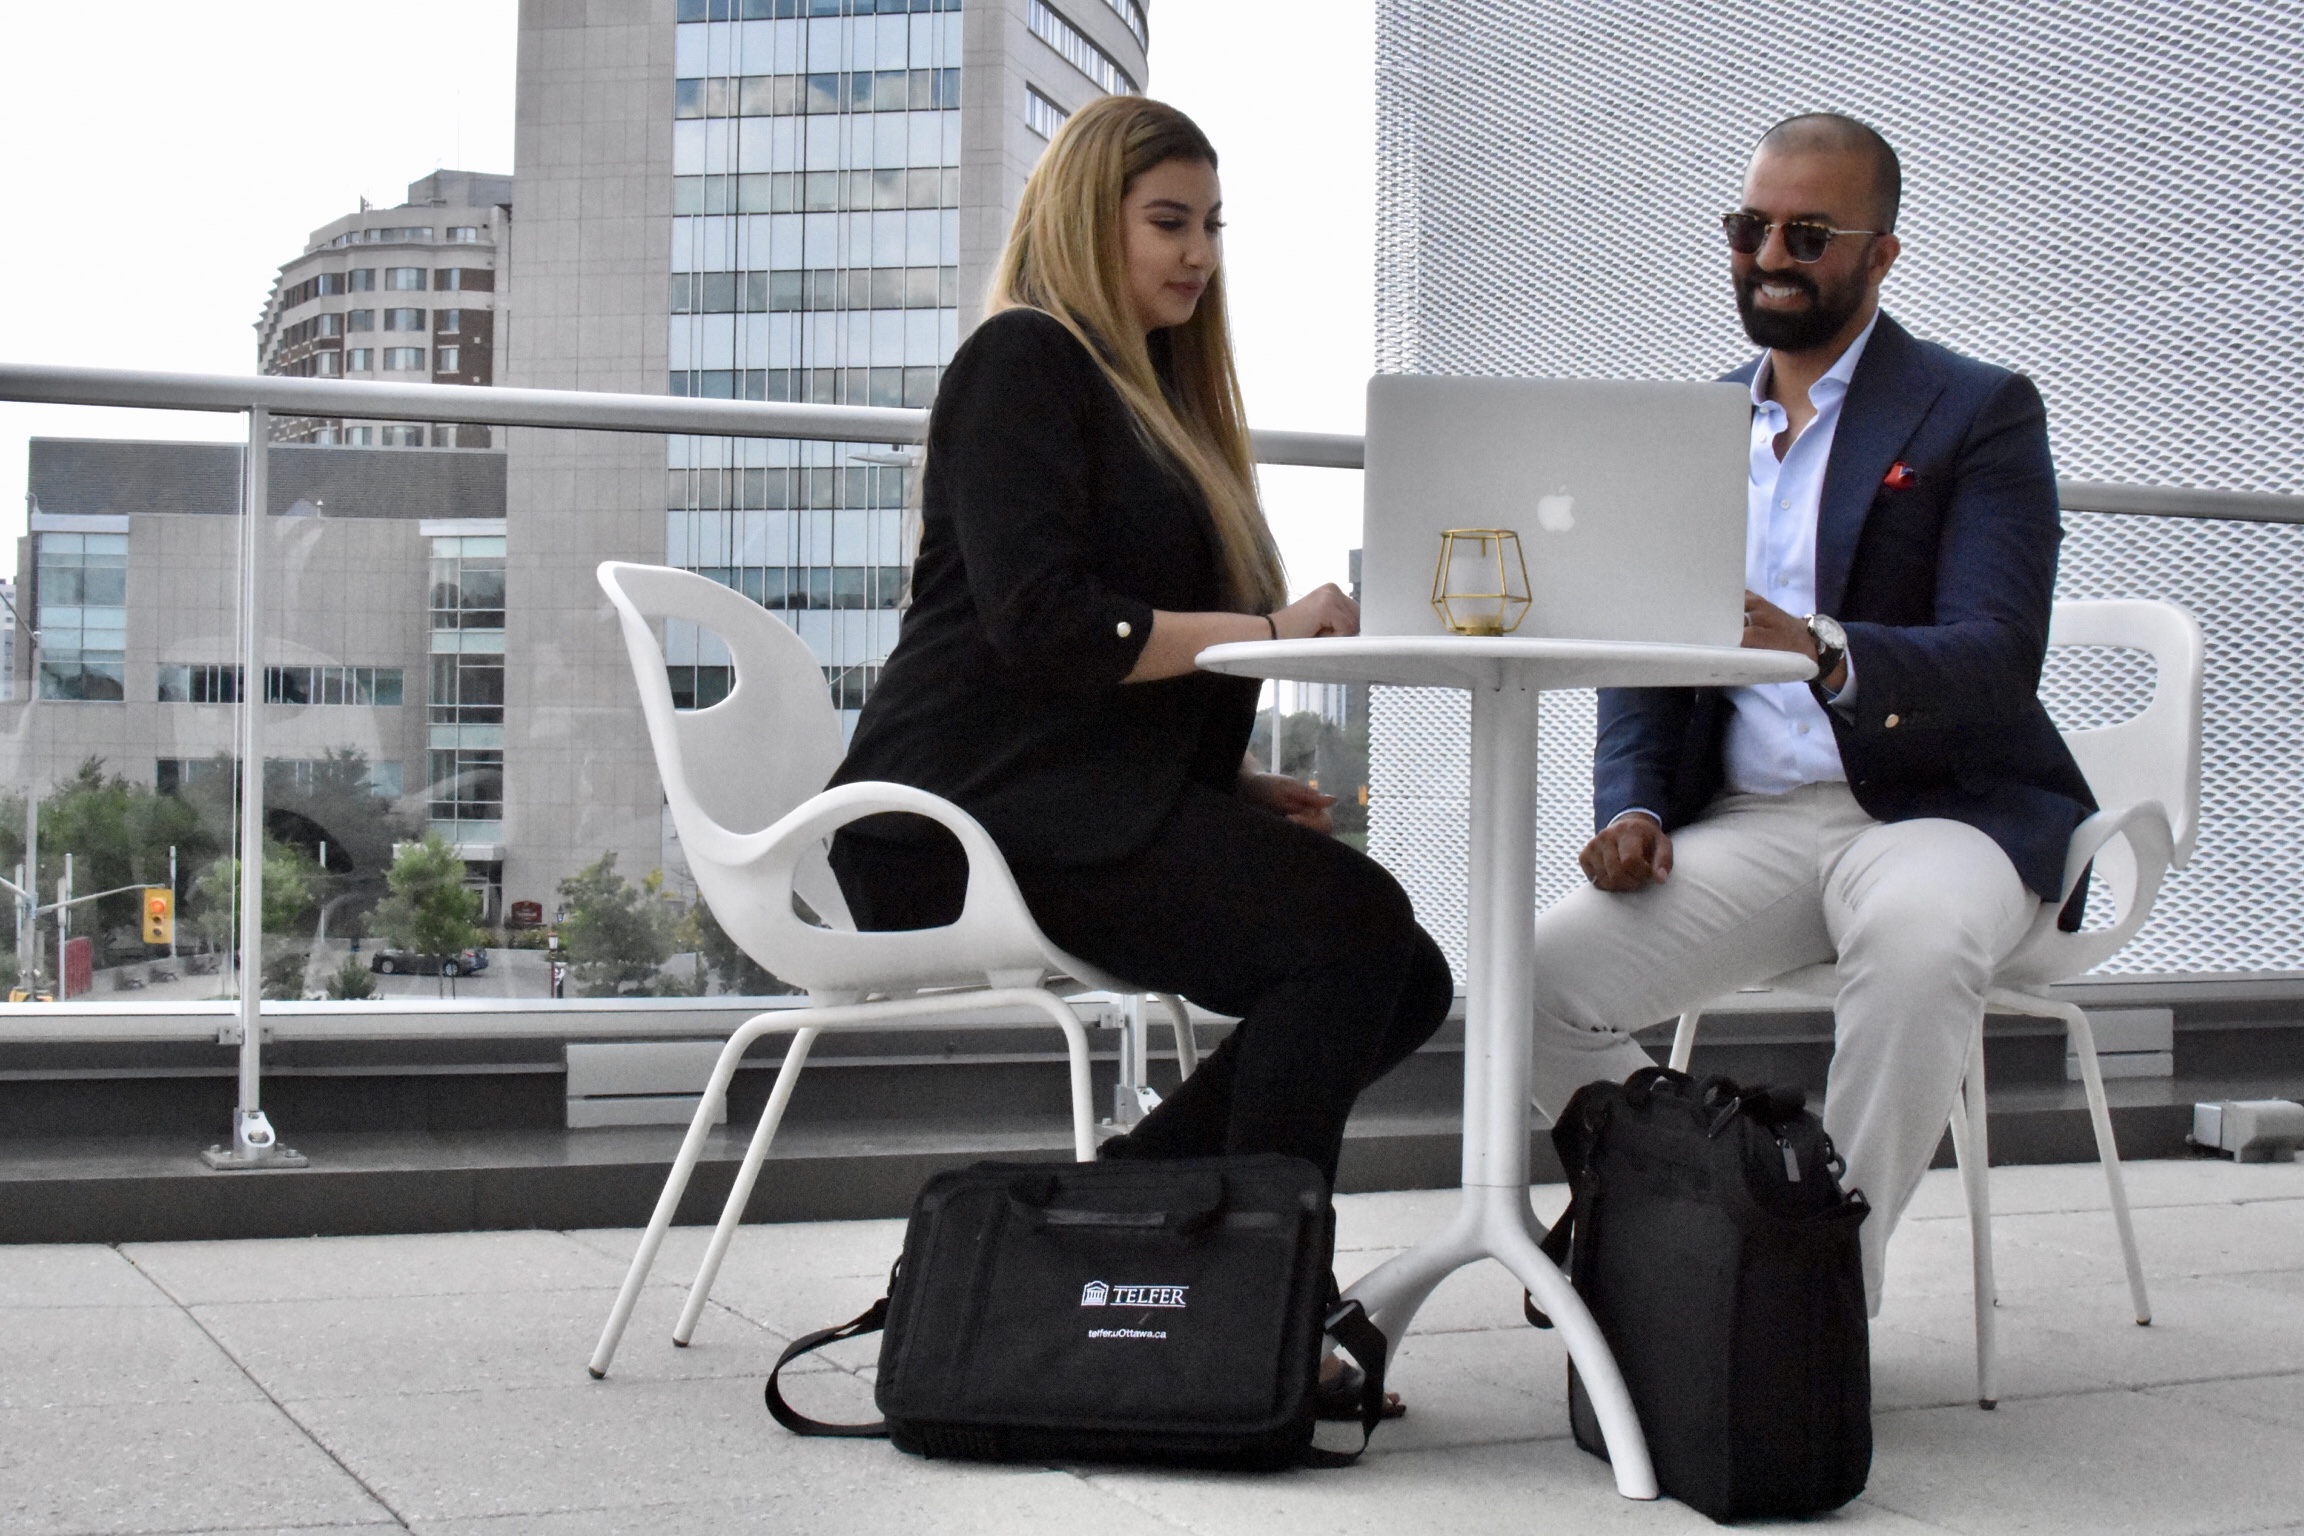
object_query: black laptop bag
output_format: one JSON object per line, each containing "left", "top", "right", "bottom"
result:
{"left": 766, "top": 1153, "right": 1390, "bottom": 1469}
{"left": 1526, "top": 1068, "right": 1872, "bottom": 1522}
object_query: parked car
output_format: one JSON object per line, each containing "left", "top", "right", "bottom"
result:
{"left": 370, "top": 947, "right": 490, "bottom": 977}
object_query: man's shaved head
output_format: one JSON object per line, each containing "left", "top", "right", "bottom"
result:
{"left": 1755, "top": 113, "right": 1902, "bottom": 231}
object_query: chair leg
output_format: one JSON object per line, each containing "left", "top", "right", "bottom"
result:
{"left": 2051, "top": 999, "right": 2153, "bottom": 1326}
{"left": 674, "top": 1026, "right": 821, "bottom": 1347}
{"left": 1034, "top": 992, "right": 1098, "bottom": 1160}
{"left": 1158, "top": 992, "right": 1198, "bottom": 1078}
{"left": 588, "top": 1012, "right": 780, "bottom": 1380}
{"left": 1946, "top": 1022, "right": 1999, "bottom": 1409}
{"left": 1668, "top": 1007, "right": 1702, "bottom": 1074}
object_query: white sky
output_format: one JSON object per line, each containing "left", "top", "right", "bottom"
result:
{"left": 0, "top": 0, "right": 1371, "bottom": 596}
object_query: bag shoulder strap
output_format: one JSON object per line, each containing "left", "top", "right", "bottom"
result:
{"left": 1300, "top": 1297, "right": 1391, "bottom": 1468}
{"left": 764, "top": 1296, "right": 890, "bottom": 1438}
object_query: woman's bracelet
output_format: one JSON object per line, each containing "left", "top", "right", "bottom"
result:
{"left": 1264, "top": 614, "right": 1279, "bottom": 641}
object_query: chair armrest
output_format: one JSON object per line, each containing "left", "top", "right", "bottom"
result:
{"left": 1999, "top": 800, "right": 2176, "bottom": 988}
{"left": 2054, "top": 800, "right": 2176, "bottom": 907}
{"left": 698, "top": 780, "right": 1057, "bottom": 999}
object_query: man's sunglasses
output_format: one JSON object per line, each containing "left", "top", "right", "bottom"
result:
{"left": 1720, "top": 212, "right": 1883, "bottom": 264}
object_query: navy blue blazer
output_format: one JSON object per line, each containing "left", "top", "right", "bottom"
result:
{"left": 1592, "top": 312, "right": 2095, "bottom": 902}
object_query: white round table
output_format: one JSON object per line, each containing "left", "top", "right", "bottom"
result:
{"left": 1199, "top": 634, "right": 1815, "bottom": 1500}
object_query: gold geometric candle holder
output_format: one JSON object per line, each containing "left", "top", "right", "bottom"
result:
{"left": 1430, "top": 528, "right": 1533, "bottom": 636}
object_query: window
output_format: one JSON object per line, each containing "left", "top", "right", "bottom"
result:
{"left": 156, "top": 663, "right": 241, "bottom": 703}
{"left": 346, "top": 348, "right": 374, "bottom": 370}
{"left": 667, "top": 665, "right": 732, "bottom": 710}
{"left": 346, "top": 309, "right": 374, "bottom": 331}
{"left": 383, "top": 308, "right": 425, "bottom": 331}
{"left": 313, "top": 352, "right": 341, "bottom": 377}
{"left": 385, "top": 267, "right": 425, "bottom": 290}
{"left": 435, "top": 268, "right": 492, "bottom": 291}
{"left": 437, "top": 346, "right": 460, "bottom": 373}
{"left": 427, "top": 746, "right": 504, "bottom": 826}
{"left": 1025, "top": 86, "right": 1070, "bottom": 140}
{"left": 368, "top": 226, "right": 434, "bottom": 243}
{"left": 346, "top": 426, "right": 375, "bottom": 445}
{"left": 34, "top": 533, "right": 128, "bottom": 701}
{"left": 1102, "top": 0, "right": 1148, "bottom": 47}
{"left": 348, "top": 268, "right": 376, "bottom": 291}
{"left": 447, "top": 226, "right": 481, "bottom": 242}
{"left": 1026, "top": 1, "right": 1137, "bottom": 96}
{"left": 382, "top": 347, "right": 425, "bottom": 370}
{"left": 436, "top": 309, "right": 464, "bottom": 333}
{"left": 316, "top": 272, "right": 346, "bottom": 297}
{"left": 381, "top": 424, "right": 425, "bottom": 445}
{"left": 314, "top": 312, "right": 343, "bottom": 337}
{"left": 264, "top": 664, "right": 405, "bottom": 706}
{"left": 430, "top": 536, "right": 507, "bottom": 633}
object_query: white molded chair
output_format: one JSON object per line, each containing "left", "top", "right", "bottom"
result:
{"left": 1668, "top": 598, "right": 2204, "bottom": 1407}
{"left": 587, "top": 562, "right": 1193, "bottom": 1378}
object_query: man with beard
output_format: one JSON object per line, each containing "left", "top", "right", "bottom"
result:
{"left": 1525, "top": 113, "right": 2093, "bottom": 1312}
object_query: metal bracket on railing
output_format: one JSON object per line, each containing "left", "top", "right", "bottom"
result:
{"left": 212, "top": 1021, "right": 275, "bottom": 1047}
{"left": 200, "top": 1108, "right": 306, "bottom": 1170}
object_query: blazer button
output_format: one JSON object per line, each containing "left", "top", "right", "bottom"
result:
{"left": 1884, "top": 713, "right": 1901, "bottom": 728}
{"left": 1115, "top": 620, "right": 1132, "bottom": 638}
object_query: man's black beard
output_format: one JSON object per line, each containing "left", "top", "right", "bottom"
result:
{"left": 1736, "top": 266, "right": 1865, "bottom": 352}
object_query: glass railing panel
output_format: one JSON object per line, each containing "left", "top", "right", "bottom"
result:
{"left": 3, "top": 414, "right": 250, "bottom": 1007}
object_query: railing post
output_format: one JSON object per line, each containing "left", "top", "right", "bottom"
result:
{"left": 203, "top": 405, "right": 303, "bottom": 1170}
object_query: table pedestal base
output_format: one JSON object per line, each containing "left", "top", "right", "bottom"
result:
{"left": 1342, "top": 677, "right": 1657, "bottom": 1501}
{"left": 1344, "top": 1182, "right": 1657, "bottom": 1499}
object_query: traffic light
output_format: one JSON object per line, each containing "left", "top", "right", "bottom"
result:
{"left": 142, "top": 887, "right": 175, "bottom": 946}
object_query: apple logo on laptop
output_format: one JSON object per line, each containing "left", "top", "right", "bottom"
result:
{"left": 1535, "top": 486, "right": 1576, "bottom": 532}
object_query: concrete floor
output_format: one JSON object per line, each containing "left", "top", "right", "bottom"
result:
{"left": 4, "top": 1157, "right": 2300, "bottom": 1535}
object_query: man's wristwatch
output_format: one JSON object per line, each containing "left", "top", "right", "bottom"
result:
{"left": 1804, "top": 613, "right": 1848, "bottom": 685}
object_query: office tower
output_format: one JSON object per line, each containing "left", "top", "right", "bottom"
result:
{"left": 255, "top": 170, "right": 514, "bottom": 448}
{"left": 499, "top": 0, "right": 1148, "bottom": 914}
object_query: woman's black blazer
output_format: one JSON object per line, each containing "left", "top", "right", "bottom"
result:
{"left": 829, "top": 306, "right": 1259, "bottom": 868}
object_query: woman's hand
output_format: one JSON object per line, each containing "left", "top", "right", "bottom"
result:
{"left": 1273, "top": 584, "right": 1360, "bottom": 641}
{"left": 1123, "top": 585, "right": 1361, "bottom": 683}
{"left": 1239, "top": 770, "right": 1338, "bottom": 834}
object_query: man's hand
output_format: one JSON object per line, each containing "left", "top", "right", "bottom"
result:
{"left": 1580, "top": 814, "right": 1673, "bottom": 891}
{"left": 1239, "top": 771, "right": 1338, "bottom": 833}
{"left": 1741, "top": 590, "right": 1846, "bottom": 690}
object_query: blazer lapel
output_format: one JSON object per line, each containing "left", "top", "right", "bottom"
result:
{"left": 1814, "top": 313, "right": 1944, "bottom": 615}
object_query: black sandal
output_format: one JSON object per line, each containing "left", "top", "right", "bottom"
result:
{"left": 1317, "top": 1360, "right": 1407, "bottom": 1421}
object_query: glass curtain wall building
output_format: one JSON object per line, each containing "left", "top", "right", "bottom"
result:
{"left": 664, "top": 0, "right": 964, "bottom": 727}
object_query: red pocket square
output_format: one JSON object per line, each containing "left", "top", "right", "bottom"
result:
{"left": 1883, "top": 461, "right": 1918, "bottom": 489}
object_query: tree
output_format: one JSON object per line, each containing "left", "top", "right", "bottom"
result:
{"left": 681, "top": 896, "right": 797, "bottom": 997}
{"left": 368, "top": 833, "right": 486, "bottom": 963}
{"left": 556, "top": 852, "right": 673, "bottom": 997}
{"left": 324, "top": 957, "right": 376, "bottom": 1000}
{"left": 0, "top": 758, "right": 218, "bottom": 969}
{"left": 192, "top": 840, "right": 319, "bottom": 957}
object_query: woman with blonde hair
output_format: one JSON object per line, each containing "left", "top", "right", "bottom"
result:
{"left": 829, "top": 96, "right": 1450, "bottom": 1228}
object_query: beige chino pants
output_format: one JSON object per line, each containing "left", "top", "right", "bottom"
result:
{"left": 1526, "top": 781, "right": 2038, "bottom": 1313}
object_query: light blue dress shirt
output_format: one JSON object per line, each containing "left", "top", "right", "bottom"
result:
{"left": 1719, "top": 313, "right": 1879, "bottom": 796}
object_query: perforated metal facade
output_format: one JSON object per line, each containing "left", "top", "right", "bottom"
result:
{"left": 1370, "top": 0, "right": 2304, "bottom": 977}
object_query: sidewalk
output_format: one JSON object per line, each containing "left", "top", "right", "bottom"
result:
{"left": 4, "top": 1158, "right": 2300, "bottom": 1534}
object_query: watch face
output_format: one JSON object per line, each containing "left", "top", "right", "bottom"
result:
{"left": 1810, "top": 615, "right": 1847, "bottom": 651}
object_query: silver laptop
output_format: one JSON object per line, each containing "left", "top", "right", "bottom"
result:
{"left": 1361, "top": 375, "right": 1751, "bottom": 646}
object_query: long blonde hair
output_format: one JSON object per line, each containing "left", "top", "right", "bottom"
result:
{"left": 988, "top": 95, "right": 1286, "bottom": 613}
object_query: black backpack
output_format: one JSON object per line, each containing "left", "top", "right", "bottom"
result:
{"left": 1527, "top": 1068, "right": 1872, "bottom": 1522}
{"left": 767, "top": 1153, "right": 1390, "bottom": 1469}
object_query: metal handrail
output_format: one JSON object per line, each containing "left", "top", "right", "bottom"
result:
{"left": 0, "top": 362, "right": 1366, "bottom": 470}
{"left": 11, "top": 362, "right": 2304, "bottom": 505}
